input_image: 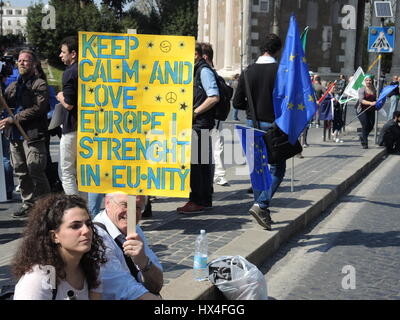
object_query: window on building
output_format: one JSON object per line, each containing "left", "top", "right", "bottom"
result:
{"left": 8, "top": 21, "right": 11, "bottom": 26}
{"left": 253, "top": 0, "right": 259, "bottom": 5}
{"left": 6, "top": 10, "right": 13, "bottom": 15}
{"left": 16, "top": 10, "right": 22, "bottom": 15}
{"left": 17, "top": 20, "right": 21, "bottom": 26}
{"left": 260, "top": 1, "right": 269, "bottom": 12}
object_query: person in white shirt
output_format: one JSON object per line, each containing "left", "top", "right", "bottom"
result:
{"left": 13, "top": 194, "right": 106, "bottom": 300}
{"left": 93, "top": 193, "right": 163, "bottom": 300}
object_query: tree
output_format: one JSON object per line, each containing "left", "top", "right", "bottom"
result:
{"left": 101, "top": 0, "right": 135, "bottom": 18}
{"left": 123, "top": 0, "right": 198, "bottom": 36}
{"left": 26, "top": 0, "right": 126, "bottom": 65}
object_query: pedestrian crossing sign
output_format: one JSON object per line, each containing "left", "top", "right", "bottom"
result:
{"left": 368, "top": 26, "right": 395, "bottom": 53}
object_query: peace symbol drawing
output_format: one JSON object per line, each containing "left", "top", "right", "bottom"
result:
{"left": 160, "top": 41, "right": 172, "bottom": 53}
{"left": 166, "top": 92, "right": 177, "bottom": 103}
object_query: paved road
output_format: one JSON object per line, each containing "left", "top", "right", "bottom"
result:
{"left": 262, "top": 154, "right": 400, "bottom": 300}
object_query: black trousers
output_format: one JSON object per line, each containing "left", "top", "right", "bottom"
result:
{"left": 357, "top": 110, "right": 375, "bottom": 146}
{"left": 189, "top": 128, "right": 213, "bottom": 206}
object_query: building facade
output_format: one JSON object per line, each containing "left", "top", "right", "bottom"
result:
{"left": 197, "top": 0, "right": 365, "bottom": 78}
{"left": 0, "top": 1, "right": 28, "bottom": 36}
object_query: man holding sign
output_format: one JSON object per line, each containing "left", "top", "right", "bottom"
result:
{"left": 94, "top": 193, "right": 163, "bottom": 300}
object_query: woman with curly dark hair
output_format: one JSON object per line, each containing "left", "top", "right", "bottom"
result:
{"left": 12, "top": 193, "right": 107, "bottom": 300}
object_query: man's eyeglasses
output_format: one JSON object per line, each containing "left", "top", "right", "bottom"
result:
{"left": 110, "top": 197, "right": 144, "bottom": 214}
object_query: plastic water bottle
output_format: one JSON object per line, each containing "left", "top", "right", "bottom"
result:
{"left": 193, "top": 229, "right": 208, "bottom": 281}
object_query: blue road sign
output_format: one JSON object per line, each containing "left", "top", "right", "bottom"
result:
{"left": 368, "top": 26, "right": 395, "bottom": 53}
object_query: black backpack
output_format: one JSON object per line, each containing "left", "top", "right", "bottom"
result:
{"left": 212, "top": 71, "right": 234, "bottom": 121}
{"left": 196, "top": 64, "right": 234, "bottom": 121}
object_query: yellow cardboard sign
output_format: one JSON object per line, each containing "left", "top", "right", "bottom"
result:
{"left": 77, "top": 32, "right": 194, "bottom": 197}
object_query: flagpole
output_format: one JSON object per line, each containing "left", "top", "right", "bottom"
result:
{"left": 291, "top": 157, "right": 294, "bottom": 192}
{"left": 374, "top": 51, "right": 382, "bottom": 144}
{"left": 344, "top": 104, "right": 375, "bottom": 126}
{"left": 317, "top": 80, "right": 337, "bottom": 104}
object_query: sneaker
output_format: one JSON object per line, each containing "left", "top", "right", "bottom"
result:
{"left": 214, "top": 176, "right": 229, "bottom": 186}
{"left": 335, "top": 138, "right": 344, "bottom": 143}
{"left": 248, "top": 204, "right": 273, "bottom": 230}
{"left": 247, "top": 187, "right": 253, "bottom": 194}
{"left": 177, "top": 201, "right": 205, "bottom": 214}
{"left": 12, "top": 206, "right": 29, "bottom": 218}
{"left": 302, "top": 143, "right": 309, "bottom": 148}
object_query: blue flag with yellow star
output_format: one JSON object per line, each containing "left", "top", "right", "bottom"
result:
{"left": 273, "top": 15, "right": 317, "bottom": 145}
{"left": 376, "top": 84, "right": 399, "bottom": 110}
{"left": 235, "top": 125, "right": 272, "bottom": 191}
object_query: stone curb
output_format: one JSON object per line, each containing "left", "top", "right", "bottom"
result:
{"left": 160, "top": 147, "right": 386, "bottom": 300}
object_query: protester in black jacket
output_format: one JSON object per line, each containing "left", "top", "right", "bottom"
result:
{"left": 378, "top": 111, "right": 400, "bottom": 153}
{"left": 233, "top": 34, "right": 282, "bottom": 231}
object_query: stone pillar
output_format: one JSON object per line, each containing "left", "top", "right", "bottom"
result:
{"left": 197, "top": 0, "right": 205, "bottom": 41}
{"left": 272, "top": 0, "right": 281, "bottom": 35}
{"left": 242, "top": 0, "right": 251, "bottom": 69}
{"left": 210, "top": 0, "right": 218, "bottom": 62}
{"left": 223, "top": 0, "right": 233, "bottom": 71}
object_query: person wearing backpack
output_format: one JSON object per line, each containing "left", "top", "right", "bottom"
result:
{"left": 177, "top": 43, "right": 220, "bottom": 214}
{"left": 201, "top": 42, "right": 230, "bottom": 187}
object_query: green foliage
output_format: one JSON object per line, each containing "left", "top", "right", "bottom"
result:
{"left": 25, "top": 0, "right": 198, "bottom": 64}
{"left": 161, "top": 0, "right": 198, "bottom": 36}
{"left": 124, "top": 0, "right": 198, "bottom": 36}
{"left": 101, "top": 0, "right": 135, "bottom": 18}
{"left": 26, "top": 0, "right": 126, "bottom": 65}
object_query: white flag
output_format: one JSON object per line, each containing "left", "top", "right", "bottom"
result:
{"left": 343, "top": 67, "right": 366, "bottom": 99}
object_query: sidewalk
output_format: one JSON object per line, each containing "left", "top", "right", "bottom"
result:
{"left": 0, "top": 120, "right": 387, "bottom": 299}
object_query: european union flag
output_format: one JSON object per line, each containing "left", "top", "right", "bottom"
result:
{"left": 376, "top": 84, "right": 399, "bottom": 110}
{"left": 273, "top": 15, "right": 317, "bottom": 145}
{"left": 235, "top": 125, "right": 272, "bottom": 192}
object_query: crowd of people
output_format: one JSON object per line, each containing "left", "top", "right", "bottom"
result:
{"left": 1, "top": 32, "right": 399, "bottom": 299}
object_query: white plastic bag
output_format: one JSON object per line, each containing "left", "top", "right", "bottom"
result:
{"left": 208, "top": 255, "right": 268, "bottom": 300}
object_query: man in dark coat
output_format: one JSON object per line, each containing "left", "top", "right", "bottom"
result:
{"left": 378, "top": 111, "right": 400, "bottom": 154}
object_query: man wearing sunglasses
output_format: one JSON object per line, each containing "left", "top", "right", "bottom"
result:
{"left": 93, "top": 193, "right": 163, "bottom": 300}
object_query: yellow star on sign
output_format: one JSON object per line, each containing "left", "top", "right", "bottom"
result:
{"left": 308, "top": 95, "right": 314, "bottom": 102}
{"left": 290, "top": 54, "right": 297, "bottom": 61}
{"left": 288, "top": 102, "right": 294, "bottom": 110}
{"left": 297, "top": 103, "right": 305, "bottom": 111}
{"left": 302, "top": 57, "right": 307, "bottom": 63}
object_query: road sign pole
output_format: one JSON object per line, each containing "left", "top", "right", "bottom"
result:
{"left": 374, "top": 19, "right": 385, "bottom": 145}
{"left": 374, "top": 55, "right": 381, "bottom": 144}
